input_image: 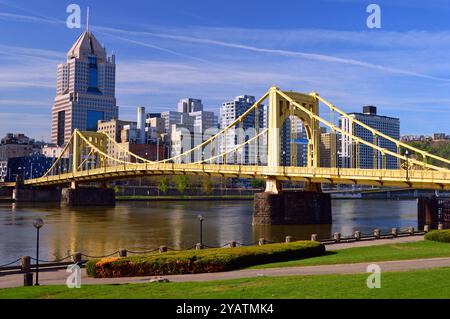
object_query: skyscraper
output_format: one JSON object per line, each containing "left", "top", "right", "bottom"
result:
{"left": 177, "top": 98, "right": 203, "bottom": 113}
{"left": 219, "top": 95, "right": 264, "bottom": 164}
{"left": 340, "top": 106, "right": 400, "bottom": 169}
{"left": 51, "top": 29, "right": 118, "bottom": 146}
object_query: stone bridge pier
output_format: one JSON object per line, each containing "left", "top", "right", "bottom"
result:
{"left": 13, "top": 176, "right": 61, "bottom": 203}
{"left": 253, "top": 178, "right": 332, "bottom": 225}
{"left": 61, "top": 182, "right": 115, "bottom": 207}
{"left": 12, "top": 177, "right": 115, "bottom": 207}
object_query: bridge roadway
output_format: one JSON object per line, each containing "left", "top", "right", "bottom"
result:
{"left": 2, "top": 163, "right": 449, "bottom": 190}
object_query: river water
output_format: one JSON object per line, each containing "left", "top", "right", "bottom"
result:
{"left": 0, "top": 199, "right": 417, "bottom": 265}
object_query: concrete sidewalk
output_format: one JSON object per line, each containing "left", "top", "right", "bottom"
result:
{"left": 0, "top": 235, "right": 432, "bottom": 289}
{"left": 325, "top": 235, "right": 424, "bottom": 250}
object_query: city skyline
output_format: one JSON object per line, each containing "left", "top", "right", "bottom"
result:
{"left": 1, "top": 0, "right": 450, "bottom": 140}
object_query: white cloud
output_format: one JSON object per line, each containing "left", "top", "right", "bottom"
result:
{"left": 0, "top": 99, "right": 50, "bottom": 106}
{"left": 0, "top": 6, "right": 450, "bottom": 135}
{"left": 0, "top": 44, "right": 59, "bottom": 89}
{"left": 95, "top": 25, "right": 450, "bottom": 82}
{"left": 0, "top": 112, "right": 50, "bottom": 139}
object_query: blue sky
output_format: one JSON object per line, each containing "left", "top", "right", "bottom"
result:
{"left": 1, "top": 0, "right": 450, "bottom": 140}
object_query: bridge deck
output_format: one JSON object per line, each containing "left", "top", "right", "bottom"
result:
{"left": 2, "top": 164, "right": 449, "bottom": 190}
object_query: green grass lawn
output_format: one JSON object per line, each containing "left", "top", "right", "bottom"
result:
{"left": 2, "top": 267, "right": 450, "bottom": 299}
{"left": 249, "top": 240, "right": 450, "bottom": 269}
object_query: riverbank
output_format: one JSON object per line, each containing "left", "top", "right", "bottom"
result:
{"left": 116, "top": 195, "right": 254, "bottom": 201}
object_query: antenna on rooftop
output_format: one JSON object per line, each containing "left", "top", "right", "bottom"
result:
{"left": 86, "top": 7, "right": 90, "bottom": 32}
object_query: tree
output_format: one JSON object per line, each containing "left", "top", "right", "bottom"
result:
{"left": 251, "top": 179, "right": 266, "bottom": 189}
{"left": 405, "top": 140, "right": 450, "bottom": 169}
{"left": 202, "top": 177, "right": 212, "bottom": 194}
{"left": 158, "top": 177, "right": 169, "bottom": 195}
{"left": 174, "top": 175, "right": 189, "bottom": 194}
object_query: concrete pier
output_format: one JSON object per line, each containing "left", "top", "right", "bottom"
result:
{"left": 418, "top": 196, "right": 450, "bottom": 229}
{"left": 12, "top": 176, "right": 61, "bottom": 203}
{"left": 13, "top": 187, "right": 61, "bottom": 203}
{"left": 253, "top": 191, "right": 332, "bottom": 225}
{"left": 61, "top": 187, "right": 115, "bottom": 206}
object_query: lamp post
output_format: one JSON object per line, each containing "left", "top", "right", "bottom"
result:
{"left": 33, "top": 218, "right": 44, "bottom": 286}
{"left": 405, "top": 150, "right": 410, "bottom": 180}
{"left": 156, "top": 138, "right": 160, "bottom": 161}
{"left": 197, "top": 214, "right": 204, "bottom": 248}
{"left": 335, "top": 151, "right": 342, "bottom": 190}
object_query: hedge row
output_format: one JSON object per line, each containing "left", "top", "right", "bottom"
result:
{"left": 425, "top": 230, "right": 450, "bottom": 243}
{"left": 86, "top": 241, "right": 325, "bottom": 278}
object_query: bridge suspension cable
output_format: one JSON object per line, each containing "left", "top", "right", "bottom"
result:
{"left": 158, "top": 91, "right": 269, "bottom": 164}
{"left": 310, "top": 92, "right": 450, "bottom": 169}
{"left": 192, "top": 128, "right": 268, "bottom": 165}
{"left": 41, "top": 132, "right": 75, "bottom": 178}
{"left": 276, "top": 89, "right": 446, "bottom": 171}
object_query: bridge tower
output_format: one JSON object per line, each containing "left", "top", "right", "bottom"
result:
{"left": 61, "top": 130, "right": 115, "bottom": 206}
{"left": 253, "top": 87, "right": 332, "bottom": 225}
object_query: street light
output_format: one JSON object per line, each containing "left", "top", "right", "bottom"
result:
{"left": 33, "top": 218, "right": 44, "bottom": 286}
{"left": 197, "top": 214, "right": 205, "bottom": 248}
{"left": 156, "top": 138, "right": 160, "bottom": 161}
{"left": 405, "top": 150, "right": 410, "bottom": 180}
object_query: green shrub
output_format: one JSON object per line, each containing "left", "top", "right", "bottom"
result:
{"left": 86, "top": 241, "right": 325, "bottom": 278}
{"left": 174, "top": 175, "right": 189, "bottom": 194}
{"left": 425, "top": 230, "right": 450, "bottom": 243}
{"left": 157, "top": 177, "right": 169, "bottom": 194}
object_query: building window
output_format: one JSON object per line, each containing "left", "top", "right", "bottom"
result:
{"left": 87, "top": 55, "right": 101, "bottom": 94}
{"left": 57, "top": 111, "right": 66, "bottom": 146}
{"left": 86, "top": 110, "right": 104, "bottom": 131}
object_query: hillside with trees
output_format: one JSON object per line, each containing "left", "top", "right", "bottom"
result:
{"left": 406, "top": 140, "right": 450, "bottom": 168}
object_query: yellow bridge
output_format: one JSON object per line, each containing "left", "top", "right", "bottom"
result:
{"left": 2, "top": 87, "right": 450, "bottom": 191}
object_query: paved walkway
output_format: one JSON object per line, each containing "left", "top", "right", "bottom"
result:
{"left": 325, "top": 235, "right": 424, "bottom": 250}
{"left": 0, "top": 235, "right": 434, "bottom": 289}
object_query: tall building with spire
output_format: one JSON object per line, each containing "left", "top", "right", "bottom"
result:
{"left": 51, "top": 26, "right": 118, "bottom": 146}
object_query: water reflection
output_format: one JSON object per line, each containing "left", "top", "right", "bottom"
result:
{"left": 0, "top": 199, "right": 417, "bottom": 264}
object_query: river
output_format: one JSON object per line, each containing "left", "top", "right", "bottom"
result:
{"left": 0, "top": 199, "right": 417, "bottom": 265}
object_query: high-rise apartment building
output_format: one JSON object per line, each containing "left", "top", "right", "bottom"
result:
{"left": 320, "top": 131, "right": 339, "bottom": 168}
{"left": 174, "top": 98, "right": 217, "bottom": 134}
{"left": 98, "top": 119, "right": 133, "bottom": 162}
{"left": 340, "top": 106, "right": 400, "bottom": 169}
{"left": 165, "top": 98, "right": 217, "bottom": 161}
{"left": 219, "top": 95, "right": 264, "bottom": 164}
{"left": 161, "top": 111, "right": 193, "bottom": 135}
{"left": 51, "top": 29, "right": 118, "bottom": 146}
{"left": 177, "top": 98, "right": 203, "bottom": 113}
